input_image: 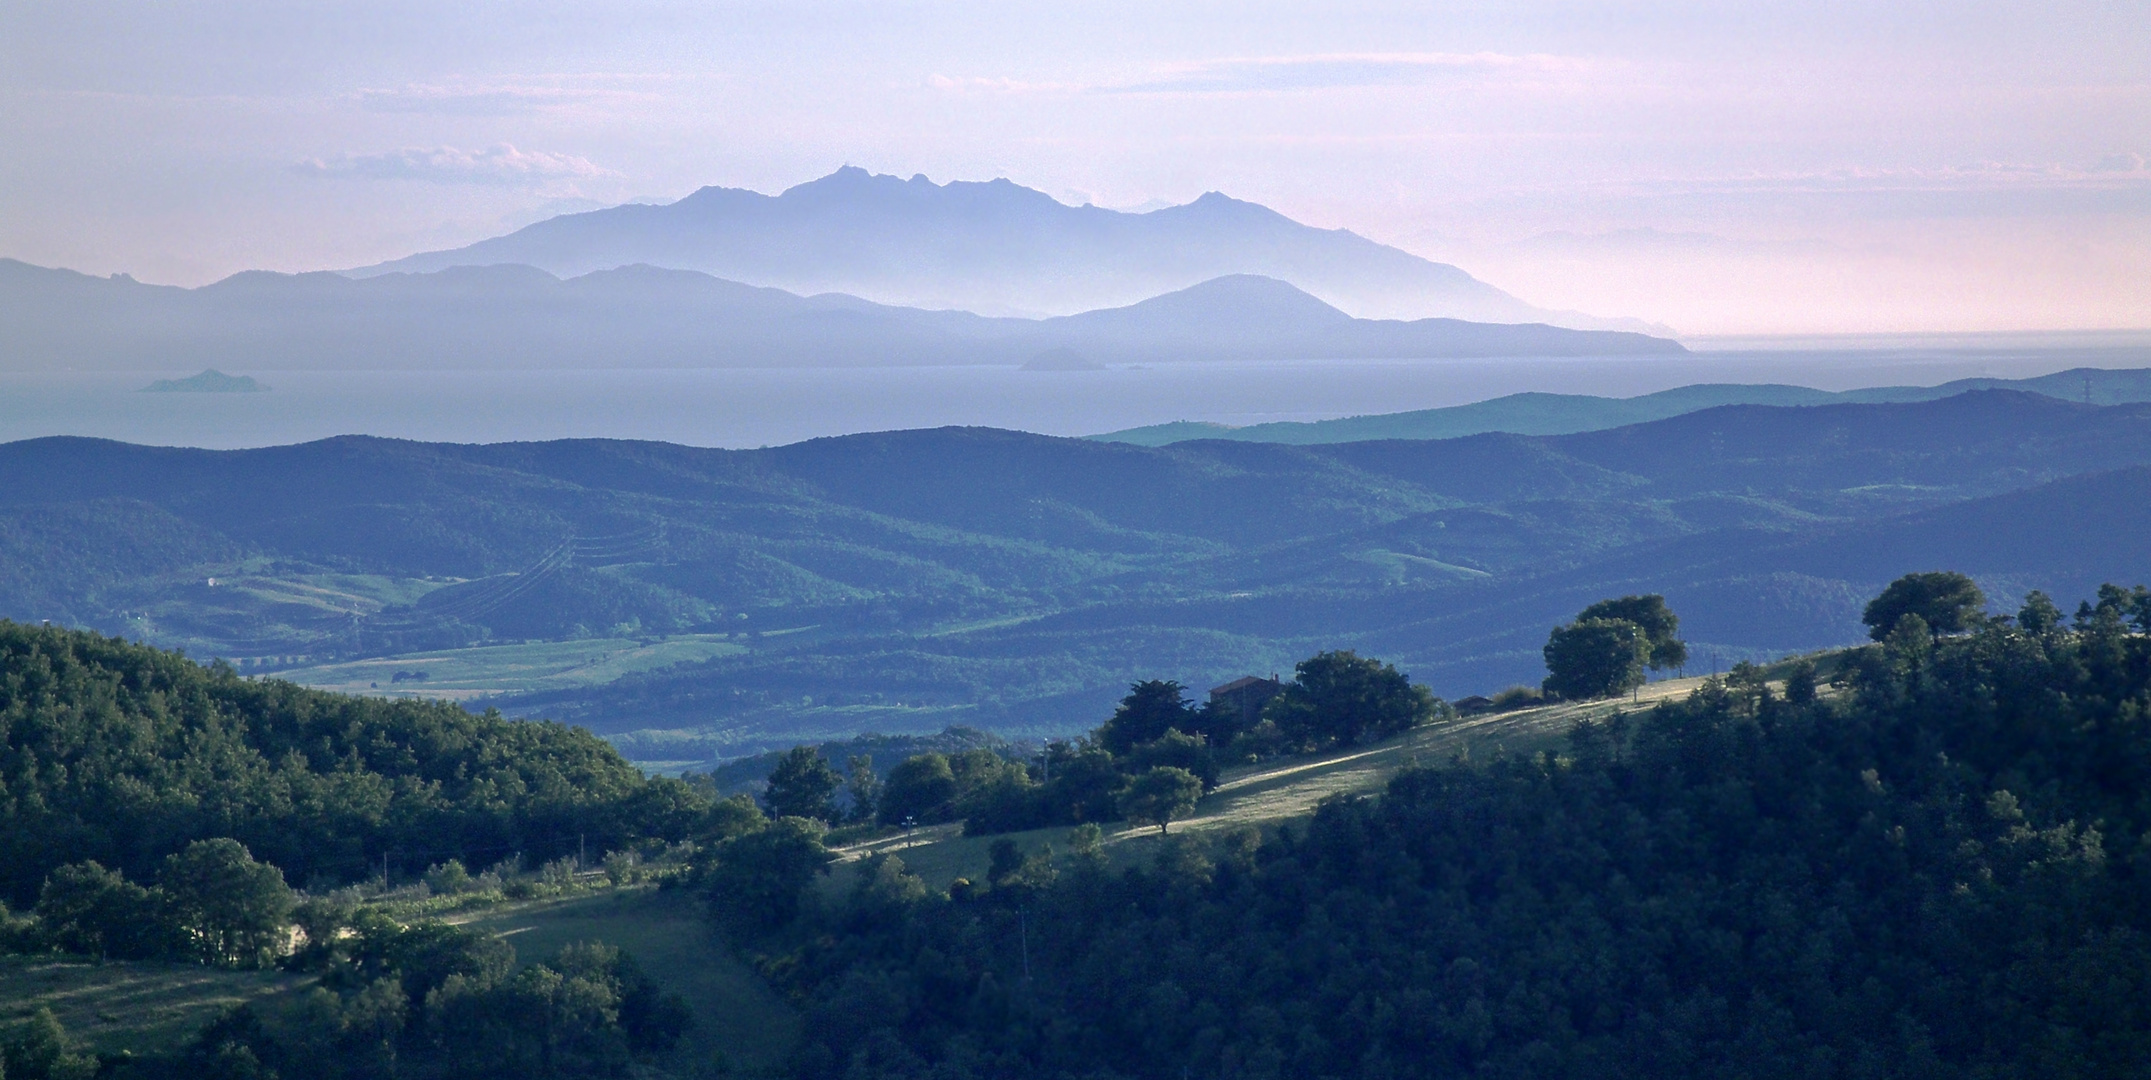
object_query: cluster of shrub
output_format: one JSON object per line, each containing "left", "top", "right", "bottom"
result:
{"left": 704, "top": 573, "right": 2151, "bottom": 1079}
{"left": 11, "top": 838, "right": 296, "bottom": 967}
{"left": 185, "top": 901, "right": 690, "bottom": 1080}
{"left": 752, "top": 649, "right": 1450, "bottom": 838}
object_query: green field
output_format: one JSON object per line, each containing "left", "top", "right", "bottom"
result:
{"left": 0, "top": 955, "right": 309, "bottom": 1057}
{"left": 276, "top": 634, "right": 747, "bottom": 701}
{"left": 448, "top": 887, "right": 800, "bottom": 1077}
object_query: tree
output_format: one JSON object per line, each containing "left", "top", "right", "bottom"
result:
{"left": 35, "top": 861, "right": 168, "bottom": 960}
{"left": 879, "top": 753, "right": 959, "bottom": 826}
{"left": 1263, "top": 651, "right": 1441, "bottom": 749}
{"left": 763, "top": 746, "right": 841, "bottom": 822}
{"left": 1098, "top": 681, "right": 1196, "bottom": 755}
{"left": 424, "top": 860, "right": 473, "bottom": 894}
{"left": 1040, "top": 743, "right": 1124, "bottom": 825}
{"left": 1862, "top": 571, "right": 1985, "bottom": 640}
{"left": 1576, "top": 594, "right": 1688, "bottom": 671}
{"left": 703, "top": 817, "right": 832, "bottom": 930}
{"left": 1127, "top": 729, "right": 1217, "bottom": 788}
{"left": 1117, "top": 767, "right": 1203, "bottom": 835}
{"left": 1783, "top": 659, "right": 1819, "bottom": 705}
{"left": 2018, "top": 590, "right": 2064, "bottom": 634}
{"left": 1543, "top": 618, "right": 1648, "bottom": 700}
{"left": 290, "top": 893, "right": 356, "bottom": 964}
{"left": 2, "top": 1008, "right": 96, "bottom": 1080}
{"left": 2094, "top": 583, "right": 2151, "bottom": 633}
{"left": 843, "top": 755, "right": 881, "bottom": 825}
{"left": 159, "top": 839, "right": 295, "bottom": 967}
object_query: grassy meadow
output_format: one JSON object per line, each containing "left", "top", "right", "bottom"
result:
{"left": 0, "top": 955, "right": 310, "bottom": 1057}
{"left": 448, "top": 886, "right": 800, "bottom": 1076}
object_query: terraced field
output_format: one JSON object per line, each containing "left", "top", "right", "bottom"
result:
{"left": 276, "top": 633, "right": 746, "bottom": 701}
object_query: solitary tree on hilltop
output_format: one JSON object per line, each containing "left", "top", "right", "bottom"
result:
{"left": 1264, "top": 651, "right": 1440, "bottom": 749}
{"left": 1577, "top": 594, "right": 1688, "bottom": 673}
{"left": 1118, "top": 767, "right": 1203, "bottom": 835}
{"left": 1863, "top": 572, "right": 1985, "bottom": 640}
{"left": 1543, "top": 618, "right": 1649, "bottom": 700}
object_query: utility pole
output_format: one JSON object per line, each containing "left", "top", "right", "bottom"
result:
{"left": 1019, "top": 908, "right": 1032, "bottom": 982}
{"left": 579, "top": 834, "right": 587, "bottom": 870}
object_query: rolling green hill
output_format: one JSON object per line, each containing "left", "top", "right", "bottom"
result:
{"left": 1090, "top": 365, "right": 2151, "bottom": 445}
{"left": 7, "top": 390, "right": 2151, "bottom": 763}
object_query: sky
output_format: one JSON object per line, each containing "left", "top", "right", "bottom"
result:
{"left": 2, "top": 1, "right": 2147, "bottom": 335}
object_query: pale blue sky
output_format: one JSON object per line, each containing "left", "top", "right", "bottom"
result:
{"left": 3, "top": 1, "right": 2146, "bottom": 332}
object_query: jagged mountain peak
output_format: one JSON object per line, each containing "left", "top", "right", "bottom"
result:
{"left": 343, "top": 168, "right": 1654, "bottom": 331}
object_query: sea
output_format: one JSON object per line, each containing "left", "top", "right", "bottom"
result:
{"left": 4, "top": 334, "right": 2148, "bottom": 450}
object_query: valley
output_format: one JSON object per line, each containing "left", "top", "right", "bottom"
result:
{"left": 6, "top": 387, "right": 2151, "bottom": 766}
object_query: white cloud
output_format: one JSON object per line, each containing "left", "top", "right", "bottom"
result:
{"left": 295, "top": 144, "right": 621, "bottom": 185}
{"left": 926, "top": 51, "right": 1593, "bottom": 96}
{"left": 350, "top": 79, "right": 664, "bottom": 116}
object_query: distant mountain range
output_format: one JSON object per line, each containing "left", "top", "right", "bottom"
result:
{"left": 0, "top": 259, "right": 1680, "bottom": 372}
{"left": 1093, "top": 366, "right": 2151, "bottom": 445}
{"left": 350, "top": 167, "right": 1656, "bottom": 331}
{"left": 7, "top": 389, "right": 2151, "bottom": 761}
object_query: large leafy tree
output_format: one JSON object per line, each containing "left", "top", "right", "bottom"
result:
{"left": 702, "top": 817, "right": 833, "bottom": 931}
{"left": 1862, "top": 570, "right": 1985, "bottom": 639}
{"left": 1264, "top": 651, "right": 1439, "bottom": 749}
{"left": 1116, "top": 766, "right": 1203, "bottom": 835}
{"left": 159, "top": 838, "right": 295, "bottom": 967}
{"left": 35, "top": 861, "right": 169, "bottom": 961}
{"left": 878, "top": 753, "right": 959, "bottom": 826}
{"left": 1576, "top": 594, "right": 1688, "bottom": 672}
{"left": 1096, "top": 680, "right": 1196, "bottom": 754}
{"left": 1543, "top": 617, "right": 1649, "bottom": 699}
{"left": 762, "top": 746, "right": 842, "bottom": 822}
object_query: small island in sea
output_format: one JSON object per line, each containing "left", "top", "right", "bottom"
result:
{"left": 1021, "top": 347, "right": 1105, "bottom": 371}
{"left": 140, "top": 369, "right": 269, "bottom": 393}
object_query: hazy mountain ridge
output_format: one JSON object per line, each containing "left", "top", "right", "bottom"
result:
{"left": 0, "top": 258, "right": 1680, "bottom": 372}
{"left": 348, "top": 167, "right": 1656, "bottom": 331}
{"left": 1094, "top": 366, "right": 2151, "bottom": 445}
{"left": 6, "top": 390, "right": 2151, "bottom": 759}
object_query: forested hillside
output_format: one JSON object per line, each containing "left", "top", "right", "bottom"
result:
{"left": 0, "top": 621, "right": 708, "bottom": 906}
{"left": 5, "top": 390, "right": 2151, "bottom": 761}
{"left": 733, "top": 587, "right": 2151, "bottom": 1079}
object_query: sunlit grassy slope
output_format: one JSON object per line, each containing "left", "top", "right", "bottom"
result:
{"left": 448, "top": 886, "right": 799, "bottom": 1077}
{"left": 834, "top": 673, "right": 1726, "bottom": 891}
{"left": 0, "top": 955, "right": 309, "bottom": 1057}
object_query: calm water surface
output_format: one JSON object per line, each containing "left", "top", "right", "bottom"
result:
{"left": 3, "top": 344, "right": 2145, "bottom": 450}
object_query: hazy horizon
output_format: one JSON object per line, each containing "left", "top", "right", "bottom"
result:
{"left": 4, "top": 2, "right": 2146, "bottom": 336}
